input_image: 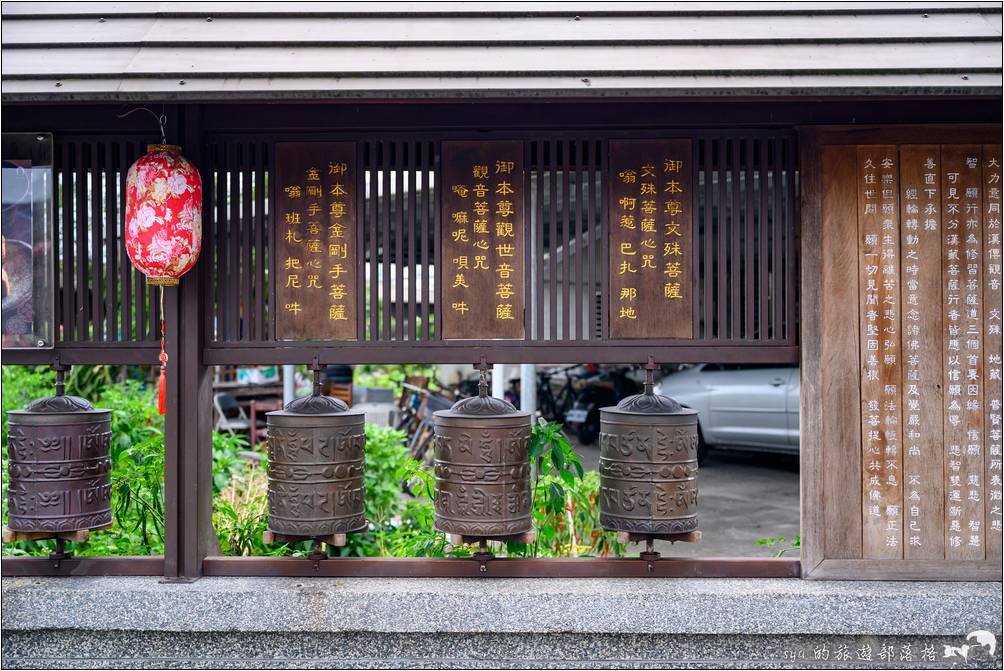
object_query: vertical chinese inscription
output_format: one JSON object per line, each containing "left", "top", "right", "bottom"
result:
{"left": 857, "top": 146, "right": 902, "bottom": 558}
{"left": 982, "top": 144, "right": 1002, "bottom": 559}
{"left": 440, "top": 141, "right": 525, "bottom": 340}
{"left": 275, "top": 142, "right": 357, "bottom": 340}
{"left": 898, "top": 146, "right": 945, "bottom": 558}
{"left": 608, "top": 140, "right": 693, "bottom": 339}
{"left": 941, "top": 145, "right": 983, "bottom": 560}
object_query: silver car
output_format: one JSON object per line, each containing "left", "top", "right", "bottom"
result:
{"left": 654, "top": 364, "right": 800, "bottom": 461}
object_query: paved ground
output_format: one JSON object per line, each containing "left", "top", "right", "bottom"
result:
{"left": 574, "top": 440, "right": 801, "bottom": 558}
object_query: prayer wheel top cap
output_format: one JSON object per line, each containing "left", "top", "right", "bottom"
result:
{"left": 606, "top": 388, "right": 697, "bottom": 416}
{"left": 19, "top": 394, "right": 98, "bottom": 414}
{"left": 273, "top": 393, "right": 351, "bottom": 416}
{"left": 442, "top": 393, "right": 523, "bottom": 418}
{"left": 436, "top": 363, "right": 529, "bottom": 418}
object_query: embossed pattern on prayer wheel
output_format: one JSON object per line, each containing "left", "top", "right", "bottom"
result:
{"left": 6, "top": 394, "right": 113, "bottom": 532}
{"left": 266, "top": 394, "right": 367, "bottom": 538}
{"left": 598, "top": 390, "right": 699, "bottom": 535}
{"left": 432, "top": 392, "right": 532, "bottom": 538}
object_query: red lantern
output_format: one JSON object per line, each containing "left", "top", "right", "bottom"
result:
{"left": 125, "top": 143, "right": 202, "bottom": 414}
{"left": 125, "top": 144, "right": 202, "bottom": 286}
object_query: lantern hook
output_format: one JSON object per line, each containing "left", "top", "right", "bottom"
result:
{"left": 115, "top": 107, "right": 168, "bottom": 145}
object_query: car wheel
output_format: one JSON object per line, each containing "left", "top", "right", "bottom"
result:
{"left": 697, "top": 424, "right": 709, "bottom": 465}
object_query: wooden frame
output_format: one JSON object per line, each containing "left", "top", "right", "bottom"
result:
{"left": 798, "top": 123, "right": 1003, "bottom": 581}
{"left": 2, "top": 100, "right": 1002, "bottom": 580}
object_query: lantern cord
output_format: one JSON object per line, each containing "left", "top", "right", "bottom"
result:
{"left": 116, "top": 107, "right": 168, "bottom": 145}
{"left": 157, "top": 287, "right": 168, "bottom": 415}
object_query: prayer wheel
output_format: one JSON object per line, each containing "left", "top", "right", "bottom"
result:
{"left": 6, "top": 377, "right": 112, "bottom": 534}
{"left": 265, "top": 387, "right": 367, "bottom": 540}
{"left": 432, "top": 375, "right": 532, "bottom": 538}
{"left": 598, "top": 382, "right": 699, "bottom": 536}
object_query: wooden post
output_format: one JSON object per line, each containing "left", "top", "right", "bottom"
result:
{"left": 163, "top": 104, "right": 217, "bottom": 580}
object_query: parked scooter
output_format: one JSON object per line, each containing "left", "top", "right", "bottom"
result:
{"left": 563, "top": 366, "right": 641, "bottom": 444}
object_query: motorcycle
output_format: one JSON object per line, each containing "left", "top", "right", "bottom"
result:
{"left": 562, "top": 366, "right": 641, "bottom": 445}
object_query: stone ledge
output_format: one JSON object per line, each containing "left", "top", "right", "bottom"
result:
{"left": 4, "top": 631, "right": 1003, "bottom": 669}
{"left": 2, "top": 577, "right": 1001, "bottom": 637}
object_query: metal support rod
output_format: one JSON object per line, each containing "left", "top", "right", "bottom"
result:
{"left": 282, "top": 364, "right": 296, "bottom": 405}
{"left": 475, "top": 356, "right": 490, "bottom": 397}
{"left": 492, "top": 363, "right": 505, "bottom": 400}
{"left": 520, "top": 363, "right": 537, "bottom": 415}
{"left": 643, "top": 355, "right": 657, "bottom": 395}
{"left": 311, "top": 356, "right": 322, "bottom": 397}
{"left": 52, "top": 358, "right": 68, "bottom": 397}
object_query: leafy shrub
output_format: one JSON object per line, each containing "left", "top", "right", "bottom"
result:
{"left": 531, "top": 470, "right": 625, "bottom": 558}
{"left": 1, "top": 368, "right": 168, "bottom": 556}
{"left": 2, "top": 367, "right": 624, "bottom": 561}
{"left": 1, "top": 366, "right": 56, "bottom": 555}
{"left": 523, "top": 421, "right": 624, "bottom": 558}
{"left": 756, "top": 535, "right": 801, "bottom": 557}
{"left": 214, "top": 423, "right": 415, "bottom": 557}
{"left": 214, "top": 460, "right": 290, "bottom": 557}
{"left": 101, "top": 380, "right": 166, "bottom": 554}
{"left": 353, "top": 364, "right": 439, "bottom": 394}
{"left": 389, "top": 420, "right": 625, "bottom": 559}
{"left": 339, "top": 424, "right": 411, "bottom": 556}
{"left": 212, "top": 431, "right": 250, "bottom": 496}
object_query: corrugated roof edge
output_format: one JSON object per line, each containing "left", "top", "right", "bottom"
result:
{"left": 4, "top": 85, "right": 1002, "bottom": 104}
{"left": 2, "top": 3, "right": 1001, "bottom": 19}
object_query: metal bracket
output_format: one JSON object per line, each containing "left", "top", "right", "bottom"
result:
{"left": 310, "top": 357, "right": 323, "bottom": 397}
{"left": 643, "top": 355, "right": 658, "bottom": 395}
{"left": 472, "top": 540, "right": 493, "bottom": 573}
{"left": 308, "top": 540, "right": 328, "bottom": 571}
{"left": 639, "top": 539, "right": 660, "bottom": 572}
{"left": 48, "top": 538, "right": 72, "bottom": 569}
{"left": 475, "top": 355, "right": 490, "bottom": 398}
{"left": 52, "top": 357, "right": 69, "bottom": 397}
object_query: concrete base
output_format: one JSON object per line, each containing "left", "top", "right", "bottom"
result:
{"left": 2, "top": 577, "right": 1001, "bottom": 669}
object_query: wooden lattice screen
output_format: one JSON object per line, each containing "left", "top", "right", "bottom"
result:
{"left": 194, "top": 131, "right": 797, "bottom": 361}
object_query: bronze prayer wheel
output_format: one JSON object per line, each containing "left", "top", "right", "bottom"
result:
{"left": 265, "top": 391, "right": 367, "bottom": 539}
{"left": 432, "top": 381, "right": 532, "bottom": 538}
{"left": 6, "top": 391, "right": 113, "bottom": 533}
{"left": 598, "top": 386, "right": 699, "bottom": 535}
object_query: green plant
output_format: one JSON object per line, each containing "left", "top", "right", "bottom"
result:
{"left": 1, "top": 366, "right": 54, "bottom": 449}
{"left": 213, "top": 459, "right": 297, "bottom": 557}
{"left": 756, "top": 535, "right": 801, "bottom": 557}
{"left": 383, "top": 499, "right": 472, "bottom": 558}
{"left": 339, "top": 424, "right": 412, "bottom": 557}
{"left": 353, "top": 364, "right": 439, "bottom": 395}
{"left": 1, "top": 366, "right": 57, "bottom": 555}
{"left": 2, "top": 367, "right": 172, "bottom": 557}
{"left": 212, "top": 431, "right": 251, "bottom": 496}
{"left": 530, "top": 419, "right": 584, "bottom": 510}
{"left": 506, "top": 419, "right": 582, "bottom": 557}
{"left": 102, "top": 381, "right": 166, "bottom": 554}
{"left": 387, "top": 458, "right": 475, "bottom": 558}
{"left": 65, "top": 365, "right": 120, "bottom": 400}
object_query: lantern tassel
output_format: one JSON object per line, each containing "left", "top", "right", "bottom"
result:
{"left": 158, "top": 288, "right": 167, "bottom": 415}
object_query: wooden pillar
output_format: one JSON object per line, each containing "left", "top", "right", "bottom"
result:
{"left": 163, "top": 104, "right": 216, "bottom": 580}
